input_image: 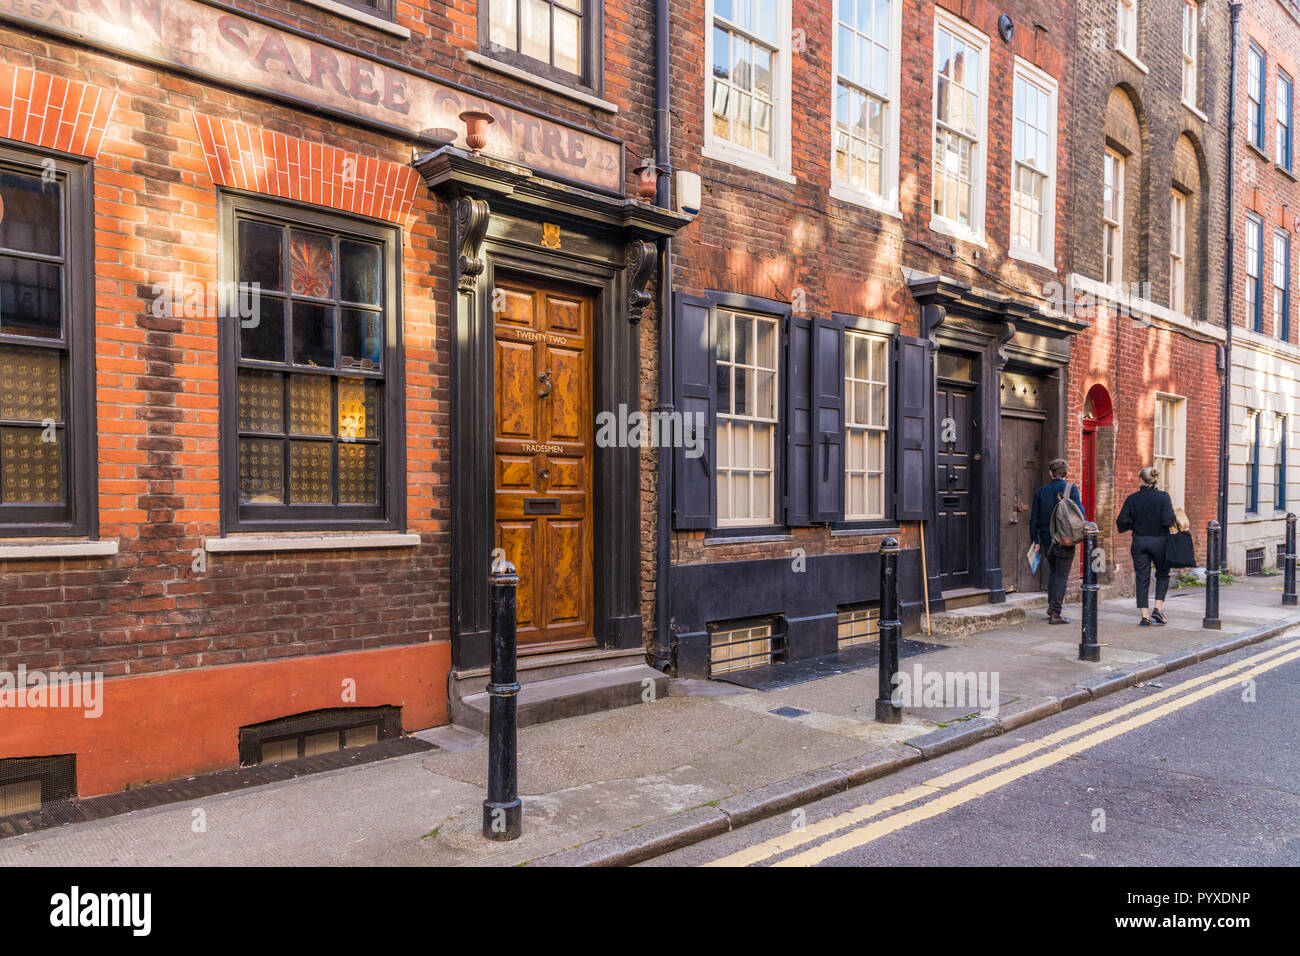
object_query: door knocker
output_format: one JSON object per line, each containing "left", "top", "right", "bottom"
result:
{"left": 538, "top": 370, "right": 553, "bottom": 398}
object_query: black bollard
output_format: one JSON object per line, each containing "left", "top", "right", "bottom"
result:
{"left": 1078, "top": 522, "right": 1100, "bottom": 662}
{"left": 1203, "top": 520, "right": 1222, "bottom": 630}
{"left": 483, "top": 558, "right": 522, "bottom": 841}
{"left": 1285, "top": 514, "right": 1297, "bottom": 608}
{"left": 875, "top": 536, "right": 902, "bottom": 723}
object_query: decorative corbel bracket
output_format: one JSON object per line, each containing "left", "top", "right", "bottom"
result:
{"left": 455, "top": 196, "right": 491, "bottom": 295}
{"left": 625, "top": 239, "right": 656, "bottom": 324}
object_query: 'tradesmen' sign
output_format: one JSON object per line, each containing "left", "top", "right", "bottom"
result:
{"left": 0, "top": 0, "right": 623, "bottom": 191}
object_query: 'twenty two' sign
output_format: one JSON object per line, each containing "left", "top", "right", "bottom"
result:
{"left": 0, "top": 0, "right": 623, "bottom": 192}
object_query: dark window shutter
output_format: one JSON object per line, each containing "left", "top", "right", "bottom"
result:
{"left": 894, "top": 335, "right": 933, "bottom": 522}
{"left": 810, "top": 316, "right": 845, "bottom": 522}
{"left": 784, "top": 314, "right": 813, "bottom": 526}
{"left": 673, "top": 294, "right": 715, "bottom": 529}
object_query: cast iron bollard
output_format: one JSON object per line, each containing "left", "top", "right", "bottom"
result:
{"left": 1078, "top": 522, "right": 1100, "bottom": 662}
{"left": 1284, "top": 514, "right": 1297, "bottom": 608}
{"left": 1203, "top": 520, "right": 1222, "bottom": 630}
{"left": 483, "top": 558, "right": 522, "bottom": 841}
{"left": 875, "top": 536, "right": 902, "bottom": 723}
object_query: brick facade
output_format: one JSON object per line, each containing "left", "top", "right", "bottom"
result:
{"left": 1063, "top": 0, "right": 1229, "bottom": 587}
{"left": 1225, "top": 0, "right": 1300, "bottom": 573}
{"left": 0, "top": 0, "right": 665, "bottom": 796}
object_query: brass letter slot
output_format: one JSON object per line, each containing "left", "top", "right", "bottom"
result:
{"left": 523, "top": 497, "right": 561, "bottom": 515}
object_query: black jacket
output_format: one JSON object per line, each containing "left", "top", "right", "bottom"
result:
{"left": 1116, "top": 485, "right": 1176, "bottom": 539}
{"left": 1029, "top": 478, "right": 1084, "bottom": 551}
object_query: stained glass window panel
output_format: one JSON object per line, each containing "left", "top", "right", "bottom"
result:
{"left": 289, "top": 231, "right": 333, "bottom": 299}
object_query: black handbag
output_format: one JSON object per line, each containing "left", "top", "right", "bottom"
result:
{"left": 1166, "top": 530, "right": 1197, "bottom": 568}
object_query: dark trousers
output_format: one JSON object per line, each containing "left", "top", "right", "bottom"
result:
{"left": 1047, "top": 544, "right": 1075, "bottom": 615}
{"left": 1132, "top": 535, "right": 1170, "bottom": 609}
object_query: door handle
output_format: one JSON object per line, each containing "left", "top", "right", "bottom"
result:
{"left": 538, "top": 370, "right": 553, "bottom": 398}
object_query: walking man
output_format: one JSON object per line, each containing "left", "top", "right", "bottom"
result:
{"left": 1029, "top": 458, "right": 1084, "bottom": 625}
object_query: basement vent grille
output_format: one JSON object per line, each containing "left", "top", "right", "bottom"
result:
{"left": 1246, "top": 547, "right": 1266, "bottom": 576}
{"left": 238, "top": 706, "right": 399, "bottom": 767}
{"left": 0, "top": 755, "right": 76, "bottom": 818}
{"left": 709, "top": 620, "right": 783, "bottom": 675}
{"left": 837, "top": 604, "right": 881, "bottom": 649}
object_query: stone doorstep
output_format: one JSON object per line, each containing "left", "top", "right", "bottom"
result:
{"left": 454, "top": 663, "right": 670, "bottom": 735}
{"left": 927, "top": 584, "right": 1125, "bottom": 638}
{"left": 528, "top": 613, "right": 1300, "bottom": 867}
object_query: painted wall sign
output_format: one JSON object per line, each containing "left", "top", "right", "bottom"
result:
{"left": 0, "top": 0, "right": 623, "bottom": 192}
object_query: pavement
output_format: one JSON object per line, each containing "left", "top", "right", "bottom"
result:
{"left": 1, "top": 576, "right": 1297, "bottom": 867}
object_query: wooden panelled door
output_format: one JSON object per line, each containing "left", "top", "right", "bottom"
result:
{"left": 493, "top": 277, "right": 595, "bottom": 654}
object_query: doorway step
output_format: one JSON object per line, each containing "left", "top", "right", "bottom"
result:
{"left": 448, "top": 647, "right": 668, "bottom": 734}
{"left": 925, "top": 585, "right": 1124, "bottom": 639}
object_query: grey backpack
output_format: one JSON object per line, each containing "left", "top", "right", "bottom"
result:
{"left": 1050, "top": 483, "right": 1088, "bottom": 546}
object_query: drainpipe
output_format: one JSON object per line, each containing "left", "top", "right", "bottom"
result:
{"left": 1220, "top": 3, "right": 1241, "bottom": 564}
{"left": 651, "top": 0, "right": 675, "bottom": 672}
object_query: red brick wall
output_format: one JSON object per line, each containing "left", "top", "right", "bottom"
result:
{"left": 664, "top": 0, "right": 1073, "bottom": 576}
{"left": 0, "top": 0, "right": 664, "bottom": 789}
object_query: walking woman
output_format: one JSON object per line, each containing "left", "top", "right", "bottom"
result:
{"left": 1116, "top": 466, "right": 1178, "bottom": 626}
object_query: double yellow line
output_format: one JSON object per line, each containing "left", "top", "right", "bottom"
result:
{"left": 704, "top": 636, "right": 1300, "bottom": 867}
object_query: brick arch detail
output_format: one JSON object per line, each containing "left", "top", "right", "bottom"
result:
{"left": 0, "top": 63, "right": 117, "bottom": 158}
{"left": 192, "top": 113, "right": 421, "bottom": 224}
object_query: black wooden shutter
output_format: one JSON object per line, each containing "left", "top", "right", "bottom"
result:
{"left": 810, "top": 316, "right": 845, "bottom": 522}
{"left": 784, "top": 314, "right": 813, "bottom": 526}
{"left": 894, "top": 335, "right": 933, "bottom": 522}
{"left": 673, "top": 294, "right": 715, "bottom": 529}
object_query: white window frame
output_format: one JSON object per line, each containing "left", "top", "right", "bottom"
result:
{"left": 1246, "top": 213, "right": 1263, "bottom": 332}
{"left": 829, "top": 0, "right": 903, "bottom": 216}
{"left": 843, "top": 329, "right": 889, "bottom": 521}
{"left": 703, "top": 0, "right": 794, "bottom": 183}
{"left": 1117, "top": 0, "right": 1138, "bottom": 57}
{"left": 1103, "top": 149, "right": 1125, "bottom": 288}
{"left": 1008, "top": 58, "right": 1058, "bottom": 269}
{"left": 1248, "top": 43, "right": 1265, "bottom": 152}
{"left": 1169, "top": 189, "right": 1186, "bottom": 315}
{"left": 715, "top": 308, "right": 780, "bottom": 528}
{"left": 1154, "top": 393, "right": 1186, "bottom": 510}
{"left": 1273, "top": 228, "right": 1289, "bottom": 339}
{"left": 1181, "top": 1, "right": 1197, "bottom": 108}
{"left": 930, "top": 9, "right": 989, "bottom": 245}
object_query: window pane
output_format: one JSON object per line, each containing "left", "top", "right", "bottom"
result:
{"left": 292, "top": 302, "right": 334, "bottom": 367}
{"left": 340, "top": 309, "right": 383, "bottom": 371}
{"left": 339, "top": 240, "right": 380, "bottom": 305}
{"left": 240, "top": 296, "right": 286, "bottom": 363}
{"left": 0, "top": 346, "right": 61, "bottom": 422}
{"left": 289, "top": 374, "right": 332, "bottom": 437}
{"left": 238, "top": 220, "right": 283, "bottom": 292}
{"left": 339, "top": 442, "right": 378, "bottom": 504}
{"left": 289, "top": 440, "right": 332, "bottom": 503}
{"left": 338, "top": 378, "right": 378, "bottom": 439}
{"left": 554, "top": 8, "right": 581, "bottom": 75}
{"left": 0, "top": 170, "right": 60, "bottom": 256}
{"left": 1, "top": 425, "right": 62, "bottom": 504}
{"left": 0, "top": 255, "right": 62, "bottom": 338}
{"left": 237, "top": 370, "right": 284, "bottom": 434}
{"left": 239, "top": 437, "right": 284, "bottom": 503}
{"left": 489, "top": 0, "right": 518, "bottom": 50}
{"left": 521, "top": 0, "right": 550, "bottom": 64}
{"left": 289, "top": 231, "right": 334, "bottom": 299}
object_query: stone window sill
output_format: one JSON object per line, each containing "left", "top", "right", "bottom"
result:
{"left": 297, "top": 0, "right": 411, "bottom": 38}
{"left": 204, "top": 533, "right": 422, "bottom": 553}
{"left": 0, "top": 539, "right": 119, "bottom": 560}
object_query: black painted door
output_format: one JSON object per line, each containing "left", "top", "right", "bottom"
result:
{"left": 935, "top": 382, "right": 976, "bottom": 590}
{"left": 999, "top": 415, "right": 1044, "bottom": 594}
